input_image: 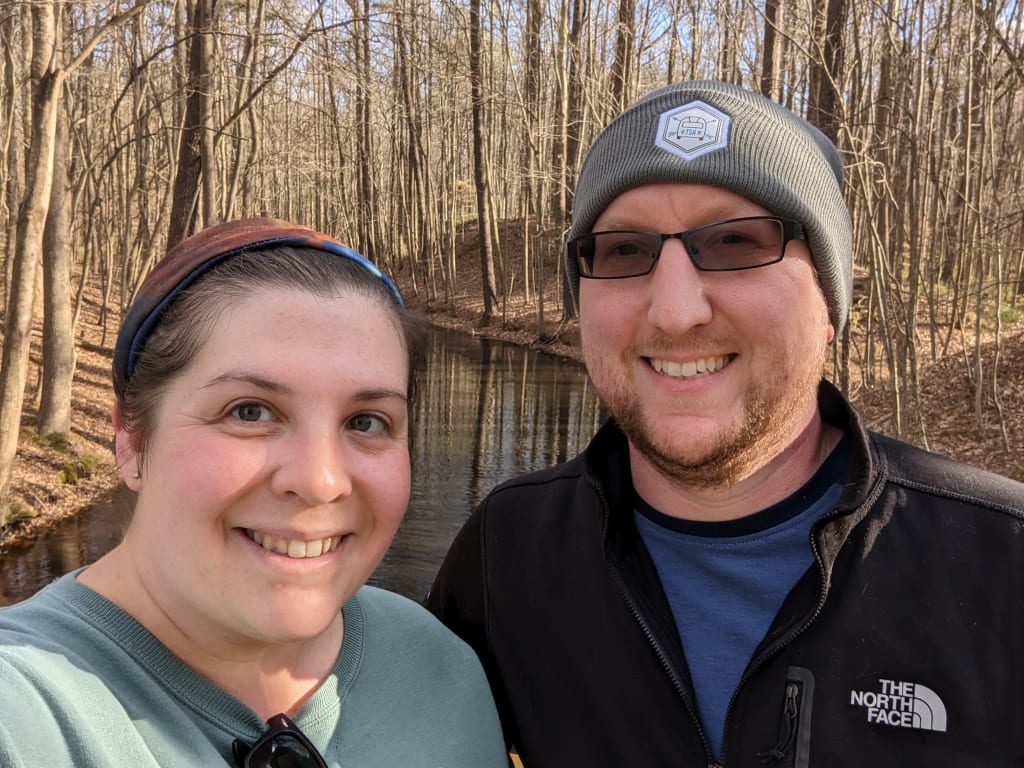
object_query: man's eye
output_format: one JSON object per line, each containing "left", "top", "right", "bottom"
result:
{"left": 706, "top": 231, "right": 755, "bottom": 247}
{"left": 231, "top": 402, "right": 273, "bottom": 422}
{"left": 612, "top": 242, "right": 640, "bottom": 256}
{"left": 349, "top": 414, "right": 387, "bottom": 434}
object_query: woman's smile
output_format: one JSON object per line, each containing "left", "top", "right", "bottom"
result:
{"left": 243, "top": 528, "right": 346, "bottom": 559}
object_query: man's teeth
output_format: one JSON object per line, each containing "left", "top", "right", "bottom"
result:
{"left": 247, "top": 530, "right": 342, "bottom": 558}
{"left": 651, "top": 355, "right": 728, "bottom": 378}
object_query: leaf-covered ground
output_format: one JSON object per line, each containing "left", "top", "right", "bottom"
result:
{"left": 2, "top": 223, "right": 1021, "bottom": 567}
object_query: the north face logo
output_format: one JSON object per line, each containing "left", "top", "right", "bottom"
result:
{"left": 850, "top": 678, "right": 947, "bottom": 732}
{"left": 655, "top": 100, "right": 729, "bottom": 160}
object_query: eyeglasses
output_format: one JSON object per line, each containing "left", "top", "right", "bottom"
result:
{"left": 569, "top": 216, "right": 805, "bottom": 279}
{"left": 232, "top": 713, "right": 328, "bottom": 768}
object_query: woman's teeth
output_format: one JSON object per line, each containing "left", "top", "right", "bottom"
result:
{"left": 246, "top": 530, "right": 342, "bottom": 558}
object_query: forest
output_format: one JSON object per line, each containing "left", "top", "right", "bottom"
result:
{"left": 1, "top": 0, "right": 1022, "bottom": 516}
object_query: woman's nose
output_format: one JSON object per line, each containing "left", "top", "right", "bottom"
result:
{"left": 271, "top": 428, "right": 353, "bottom": 505}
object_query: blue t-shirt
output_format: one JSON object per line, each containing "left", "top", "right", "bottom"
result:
{"left": 635, "top": 435, "right": 848, "bottom": 759}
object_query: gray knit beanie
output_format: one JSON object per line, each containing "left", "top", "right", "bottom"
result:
{"left": 566, "top": 80, "right": 852, "bottom": 332}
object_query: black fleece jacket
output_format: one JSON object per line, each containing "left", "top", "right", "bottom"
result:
{"left": 427, "top": 381, "right": 1024, "bottom": 768}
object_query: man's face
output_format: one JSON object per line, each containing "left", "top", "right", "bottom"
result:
{"left": 578, "top": 183, "right": 835, "bottom": 490}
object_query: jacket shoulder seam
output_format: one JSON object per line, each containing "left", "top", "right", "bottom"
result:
{"left": 870, "top": 434, "right": 1024, "bottom": 519}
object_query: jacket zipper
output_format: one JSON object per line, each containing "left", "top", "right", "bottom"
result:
{"left": 757, "top": 681, "right": 800, "bottom": 763}
{"left": 607, "top": 562, "right": 722, "bottom": 768}
{"left": 758, "top": 667, "right": 815, "bottom": 767}
{"left": 609, "top": 499, "right": 834, "bottom": 767}
{"left": 598, "top": 486, "right": 720, "bottom": 766}
{"left": 718, "top": 523, "right": 832, "bottom": 750}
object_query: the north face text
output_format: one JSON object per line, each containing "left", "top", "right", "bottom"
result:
{"left": 849, "top": 678, "right": 947, "bottom": 732}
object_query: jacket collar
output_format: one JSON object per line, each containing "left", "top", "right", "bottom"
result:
{"left": 584, "top": 380, "right": 879, "bottom": 557}
{"left": 814, "top": 380, "right": 879, "bottom": 568}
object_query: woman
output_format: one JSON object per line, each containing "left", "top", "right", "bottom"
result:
{"left": 0, "top": 219, "right": 508, "bottom": 767}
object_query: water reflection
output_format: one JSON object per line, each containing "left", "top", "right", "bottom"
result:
{"left": 373, "top": 330, "right": 602, "bottom": 599}
{"left": 0, "top": 326, "right": 602, "bottom": 605}
{"left": 0, "top": 487, "right": 134, "bottom": 607}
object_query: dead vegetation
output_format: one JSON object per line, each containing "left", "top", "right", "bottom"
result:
{"left": 1, "top": 222, "right": 1020, "bottom": 558}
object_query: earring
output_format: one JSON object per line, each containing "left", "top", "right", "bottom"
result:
{"left": 131, "top": 471, "right": 140, "bottom": 479}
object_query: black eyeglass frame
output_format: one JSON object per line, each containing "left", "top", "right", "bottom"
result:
{"left": 568, "top": 216, "right": 806, "bottom": 279}
{"left": 232, "top": 713, "right": 328, "bottom": 768}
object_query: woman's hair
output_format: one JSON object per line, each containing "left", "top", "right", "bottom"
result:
{"left": 118, "top": 246, "right": 423, "bottom": 461}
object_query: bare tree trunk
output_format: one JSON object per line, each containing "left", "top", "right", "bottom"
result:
{"left": 549, "top": 0, "right": 570, "bottom": 225}
{"left": 1, "top": 6, "right": 28, "bottom": 311}
{"left": 560, "top": 0, "right": 585, "bottom": 321}
{"left": 0, "top": 1, "right": 61, "bottom": 500}
{"left": 348, "top": 0, "right": 378, "bottom": 263}
{"left": 167, "top": 0, "right": 217, "bottom": 247}
{"left": 4, "top": 0, "right": 1024, "bottom": 492}
{"left": 808, "top": 0, "right": 849, "bottom": 142}
{"left": 0, "top": 0, "right": 142, "bottom": 500}
{"left": 199, "top": 2, "right": 218, "bottom": 230}
{"left": 610, "top": 0, "right": 636, "bottom": 111}
{"left": 469, "top": 0, "right": 498, "bottom": 321}
{"left": 394, "top": 0, "right": 429, "bottom": 288}
{"left": 39, "top": 92, "right": 75, "bottom": 435}
{"left": 717, "top": 0, "right": 738, "bottom": 80}
{"left": 522, "top": 0, "right": 542, "bottom": 321}
{"left": 760, "top": 0, "right": 781, "bottom": 97}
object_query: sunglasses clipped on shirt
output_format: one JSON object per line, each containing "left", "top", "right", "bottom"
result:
{"left": 232, "top": 713, "right": 328, "bottom": 768}
{"left": 568, "top": 216, "right": 805, "bottom": 279}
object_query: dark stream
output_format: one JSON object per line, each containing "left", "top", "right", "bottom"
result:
{"left": 0, "top": 326, "right": 602, "bottom": 605}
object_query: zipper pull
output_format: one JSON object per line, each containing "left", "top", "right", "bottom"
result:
{"left": 757, "top": 682, "right": 799, "bottom": 763}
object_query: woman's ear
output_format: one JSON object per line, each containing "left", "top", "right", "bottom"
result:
{"left": 112, "top": 406, "right": 142, "bottom": 490}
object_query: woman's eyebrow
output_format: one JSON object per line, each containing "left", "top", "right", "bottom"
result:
{"left": 354, "top": 388, "right": 409, "bottom": 404}
{"left": 202, "top": 372, "right": 288, "bottom": 393}
{"left": 202, "top": 374, "right": 407, "bottom": 404}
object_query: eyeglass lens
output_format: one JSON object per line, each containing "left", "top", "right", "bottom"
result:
{"left": 574, "top": 217, "right": 793, "bottom": 278}
{"left": 248, "top": 734, "right": 320, "bottom": 768}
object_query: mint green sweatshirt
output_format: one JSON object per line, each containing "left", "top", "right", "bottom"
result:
{"left": 0, "top": 571, "right": 507, "bottom": 767}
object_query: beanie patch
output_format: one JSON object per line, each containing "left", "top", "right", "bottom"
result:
{"left": 655, "top": 100, "right": 730, "bottom": 161}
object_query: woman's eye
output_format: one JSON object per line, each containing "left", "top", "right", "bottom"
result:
{"left": 230, "top": 402, "right": 273, "bottom": 422}
{"left": 349, "top": 413, "right": 387, "bottom": 434}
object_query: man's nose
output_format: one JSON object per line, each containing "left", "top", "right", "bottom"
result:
{"left": 646, "top": 237, "right": 714, "bottom": 333}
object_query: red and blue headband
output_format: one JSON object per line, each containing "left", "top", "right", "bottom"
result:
{"left": 112, "top": 218, "right": 402, "bottom": 399}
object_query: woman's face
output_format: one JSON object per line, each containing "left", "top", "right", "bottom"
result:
{"left": 115, "top": 287, "right": 411, "bottom": 650}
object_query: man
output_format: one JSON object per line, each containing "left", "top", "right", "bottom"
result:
{"left": 426, "top": 80, "right": 1023, "bottom": 767}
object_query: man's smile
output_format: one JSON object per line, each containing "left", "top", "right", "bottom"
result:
{"left": 649, "top": 355, "right": 731, "bottom": 378}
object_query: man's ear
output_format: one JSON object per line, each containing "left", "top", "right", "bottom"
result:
{"left": 112, "top": 406, "right": 142, "bottom": 490}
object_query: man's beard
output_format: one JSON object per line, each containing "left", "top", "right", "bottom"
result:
{"left": 600, "top": 349, "right": 826, "bottom": 490}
